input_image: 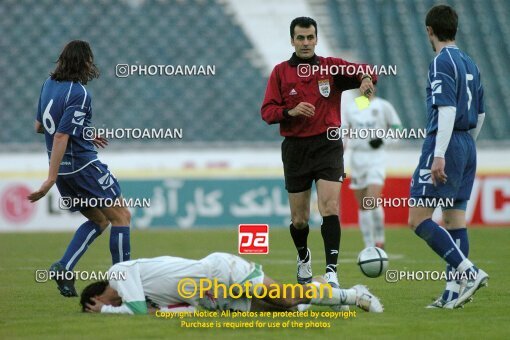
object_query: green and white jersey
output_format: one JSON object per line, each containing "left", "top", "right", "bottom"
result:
{"left": 100, "top": 253, "right": 264, "bottom": 314}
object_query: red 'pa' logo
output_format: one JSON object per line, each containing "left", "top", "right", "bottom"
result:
{"left": 238, "top": 224, "right": 269, "bottom": 254}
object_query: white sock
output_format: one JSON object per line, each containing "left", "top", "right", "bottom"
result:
{"left": 309, "top": 283, "right": 358, "bottom": 306}
{"left": 372, "top": 206, "right": 385, "bottom": 244}
{"left": 359, "top": 210, "right": 375, "bottom": 247}
{"left": 342, "top": 288, "right": 357, "bottom": 305}
{"left": 310, "top": 282, "right": 341, "bottom": 306}
{"left": 457, "top": 258, "right": 474, "bottom": 273}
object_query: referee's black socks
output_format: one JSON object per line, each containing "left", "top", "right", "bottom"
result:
{"left": 290, "top": 223, "right": 309, "bottom": 261}
{"left": 321, "top": 215, "right": 341, "bottom": 273}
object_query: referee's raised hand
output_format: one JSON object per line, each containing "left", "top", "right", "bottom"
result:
{"left": 288, "top": 102, "right": 315, "bottom": 117}
{"left": 360, "top": 77, "right": 375, "bottom": 98}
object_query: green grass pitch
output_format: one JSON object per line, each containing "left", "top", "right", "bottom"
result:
{"left": 1, "top": 227, "right": 508, "bottom": 339}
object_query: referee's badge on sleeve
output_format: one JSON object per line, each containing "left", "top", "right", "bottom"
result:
{"left": 318, "top": 79, "right": 330, "bottom": 98}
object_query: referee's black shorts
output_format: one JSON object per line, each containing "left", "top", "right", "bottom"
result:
{"left": 281, "top": 132, "right": 345, "bottom": 193}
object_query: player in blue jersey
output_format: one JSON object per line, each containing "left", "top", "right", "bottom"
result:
{"left": 27, "top": 40, "right": 131, "bottom": 297}
{"left": 408, "top": 5, "right": 488, "bottom": 309}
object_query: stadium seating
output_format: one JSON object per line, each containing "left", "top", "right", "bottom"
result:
{"left": 0, "top": 0, "right": 276, "bottom": 147}
{"left": 1, "top": 0, "right": 508, "bottom": 147}
{"left": 327, "top": 0, "right": 510, "bottom": 140}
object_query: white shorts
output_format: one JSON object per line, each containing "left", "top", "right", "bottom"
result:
{"left": 349, "top": 151, "right": 386, "bottom": 190}
{"left": 200, "top": 253, "right": 265, "bottom": 312}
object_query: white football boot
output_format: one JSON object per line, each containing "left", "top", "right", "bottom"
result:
{"left": 324, "top": 271, "right": 340, "bottom": 288}
{"left": 426, "top": 296, "right": 457, "bottom": 309}
{"left": 297, "top": 248, "right": 312, "bottom": 284}
{"left": 352, "top": 285, "right": 384, "bottom": 313}
{"left": 455, "top": 268, "right": 489, "bottom": 308}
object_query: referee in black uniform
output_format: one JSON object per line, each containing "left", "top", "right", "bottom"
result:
{"left": 261, "top": 17, "right": 377, "bottom": 287}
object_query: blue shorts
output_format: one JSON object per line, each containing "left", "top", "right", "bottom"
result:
{"left": 410, "top": 131, "right": 476, "bottom": 202}
{"left": 56, "top": 161, "right": 122, "bottom": 212}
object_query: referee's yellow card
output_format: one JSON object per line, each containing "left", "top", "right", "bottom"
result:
{"left": 355, "top": 96, "right": 370, "bottom": 110}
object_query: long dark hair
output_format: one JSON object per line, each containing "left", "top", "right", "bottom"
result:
{"left": 50, "top": 40, "right": 99, "bottom": 84}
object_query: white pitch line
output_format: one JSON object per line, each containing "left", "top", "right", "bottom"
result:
{"left": 258, "top": 253, "right": 405, "bottom": 265}
{"left": 1, "top": 254, "right": 409, "bottom": 271}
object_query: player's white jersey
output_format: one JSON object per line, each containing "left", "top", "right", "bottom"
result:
{"left": 342, "top": 97, "right": 402, "bottom": 151}
{"left": 343, "top": 97, "right": 401, "bottom": 189}
{"left": 101, "top": 253, "right": 264, "bottom": 314}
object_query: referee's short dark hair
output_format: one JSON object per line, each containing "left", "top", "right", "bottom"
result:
{"left": 425, "top": 5, "right": 458, "bottom": 42}
{"left": 290, "top": 17, "right": 318, "bottom": 39}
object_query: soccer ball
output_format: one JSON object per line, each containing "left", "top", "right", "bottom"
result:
{"left": 357, "top": 247, "right": 389, "bottom": 278}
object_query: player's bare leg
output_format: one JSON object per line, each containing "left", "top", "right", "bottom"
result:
{"left": 50, "top": 208, "right": 110, "bottom": 297}
{"left": 256, "top": 276, "right": 312, "bottom": 309}
{"left": 100, "top": 199, "right": 132, "bottom": 264}
{"left": 100, "top": 205, "right": 131, "bottom": 226}
{"left": 82, "top": 208, "right": 111, "bottom": 231}
{"left": 408, "top": 206, "right": 434, "bottom": 230}
{"left": 288, "top": 189, "right": 312, "bottom": 284}
{"left": 316, "top": 179, "right": 341, "bottom": 286}
{"left": 442, "top": 208, "right": 466, "bottom": 229}
{"left": 288, "top": 189, "right": 311, "bottom": 230}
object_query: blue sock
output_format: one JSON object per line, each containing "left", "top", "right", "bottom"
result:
{"left": 448, "top": 228, "right": 469, "bottom": 256}
{"left": 59, "top": 221, "right": 102, "bottom": 271}
{"left": 442, "top": 228, "right": 469, "bottom": 301}
{"left": 110, "top": 226, "right": 130, "bottom": 264}
{"left": 414, "top": 219, "right": 465, "bottom": 268}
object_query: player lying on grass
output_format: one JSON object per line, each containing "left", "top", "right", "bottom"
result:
{"left": 80, "top": 252, "right": 383, "bottom": 314}
{"left": 27, "top": 40, "right": 131, "bottom": 298}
